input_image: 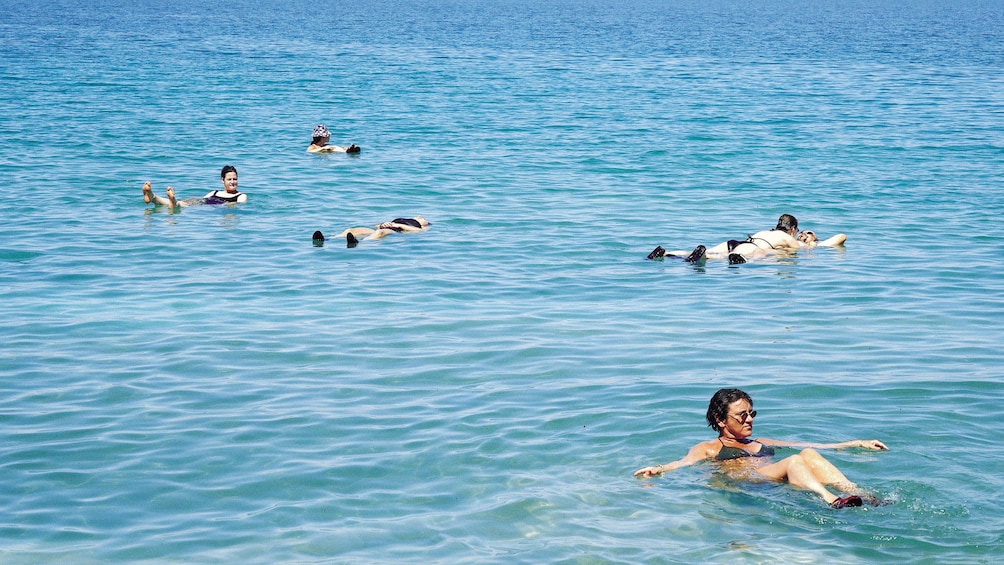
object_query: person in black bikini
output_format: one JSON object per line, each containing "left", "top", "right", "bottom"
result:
{"left": 141, "top": 165, "right": 247, "bottom": 209}
{"left": 312, "top": 216, "right": 430, "bottom": 247}
{"left": 647, "top": 214, "right": 845, "bottom": 264}
{"left": 633, "top": 388, "right": 888, "bottom": 509}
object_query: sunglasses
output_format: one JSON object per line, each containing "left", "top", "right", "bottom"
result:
{"left": 729, "top": 410, "right": 757, "bottom": 423}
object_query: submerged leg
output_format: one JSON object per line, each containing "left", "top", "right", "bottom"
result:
{"left": 337, "top": 227, "right": 376, "bottom": 239}
{"left": 364, "top": 228, "right": 397, "bottom": 240}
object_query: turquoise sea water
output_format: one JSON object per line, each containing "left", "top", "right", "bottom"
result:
{"left": 3, "top": 0, "right": 1004, "bottom": 562}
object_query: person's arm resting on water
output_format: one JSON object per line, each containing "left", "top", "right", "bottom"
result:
{"left": 757, "top": 438, "right": 887, "bottom": 450}
{"left": 633, "top": 441, "right": 713, "bottom": 478}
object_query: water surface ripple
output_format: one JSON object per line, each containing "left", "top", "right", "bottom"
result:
{"left": 2, "top": 0, "right": 1004, "bottom": 562}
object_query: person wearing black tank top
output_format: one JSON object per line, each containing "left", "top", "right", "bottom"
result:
{"left": 141, "top": 165, "right": 247, "bottom": 210}
{"left": 634, "top": 388, "right": 888, "bottom": 509}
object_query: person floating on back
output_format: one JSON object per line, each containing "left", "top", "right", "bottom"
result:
{"left": 307, "top": 124, "right": 360, "bottom": 154}
{"left": 647, "top": 214, "right": 846, "bottom": 264}
{"left": 312, "top": 217, "right": 430, "bottom": 248}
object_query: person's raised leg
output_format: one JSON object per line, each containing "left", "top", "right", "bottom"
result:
{"left": 806, "top": 448, "right": 884, "bottom": 506}
{"left": 166, "top": 186, "right": 178, "bottom": 208}
{"left": 756, "top": 454, "right": 843, "bottom": 505}
{"left": 799, "top": 448, "right": 855, "bottom": 488}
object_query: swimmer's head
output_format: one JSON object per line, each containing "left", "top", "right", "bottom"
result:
{"left": 798, "top": 230, "right": 817, "bottom": 244}
{"left": 413, "top": 215, "right": 430, "bottom": 227}
{"left": 220, "top": 165, "right": 238, "bottom": 193}
{"left": 707, "top": 388, "right": 753, "bottom": 433}
{"left": 312, "top": 124, "right": 331, "bottom": 141}
{"left": 776, "top": 214, "right": 798, "bottom": 234}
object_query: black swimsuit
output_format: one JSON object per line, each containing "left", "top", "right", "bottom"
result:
{"left": 390, "top": 218, "right": 423, "bottom": 229}
{"left": 715, "top": 438, "right": 776, "bottom": 461}
{"left": 203, "top": 190, "right": 243, "bottom": 205}
{"left": 727, "top": 237, "right": 775, "bottom": 252}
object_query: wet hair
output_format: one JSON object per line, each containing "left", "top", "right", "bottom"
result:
{"left": 706, "top": 388, "right": 753, "bottom": 432}
{"left": 220, "top": 165, "right": 238, "bottom": 179}
{"left": 775, "top": 214, "right": 798, "bottom": 233}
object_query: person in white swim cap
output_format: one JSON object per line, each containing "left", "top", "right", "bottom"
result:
{"left": 307, "top": 124, "right": 360, "bottom": 154}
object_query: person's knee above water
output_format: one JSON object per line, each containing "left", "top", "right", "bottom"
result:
{"left": 633, "top": 387, "right": 888, "bottom": 509}
{"left": 141, "top": 165, "right": 247, "bottom": 209}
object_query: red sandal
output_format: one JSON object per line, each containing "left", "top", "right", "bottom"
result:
{"left": 830, "top": 495, "right": 863, "bottom": 509}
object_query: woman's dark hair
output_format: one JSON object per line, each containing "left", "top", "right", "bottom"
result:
{"left": 775, "top": 214, "right": 798, "bottom": 233}
{"left": 706, "top": 388, "right": 753, "bottom": 432}
{"left": 220, "top": 165, "right": 237, "bottom": 179}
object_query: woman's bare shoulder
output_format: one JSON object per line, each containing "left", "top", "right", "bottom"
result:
{"left": 689, "top": 438, "right": 721, "bottom": 458}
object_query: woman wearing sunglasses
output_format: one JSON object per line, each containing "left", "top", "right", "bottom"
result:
{"left": 633, "top": 388, "right": 887, "bottom": 509}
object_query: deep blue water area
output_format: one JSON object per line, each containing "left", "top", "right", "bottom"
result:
{"left": 2, "top": 0, "right": 1004, "bottom": 562}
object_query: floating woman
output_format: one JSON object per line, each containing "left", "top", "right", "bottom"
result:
{"left": 312, "top": 216, "right": 430, "bottom": 247}
{"left": 633, "top": 388, "right": 888, "bottom": 508}
{"left": 307, "top": 124, "right": 360, "bottom": 154}
{"left": 142, "top": 165, "right": 247, "bottom": 208}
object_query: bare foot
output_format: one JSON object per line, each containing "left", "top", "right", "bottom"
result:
{"left": 165, "top": 186, "right": 177, "bottom": 206}
{"left": 142, "top": 182, "right": 154, "bottom": 204}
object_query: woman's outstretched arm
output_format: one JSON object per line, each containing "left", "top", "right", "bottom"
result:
{"left": 757, "top": 438, "right": 887, "bottom": 450}
{"left": 634, "top": 440, "right": 716, "bottom": 478}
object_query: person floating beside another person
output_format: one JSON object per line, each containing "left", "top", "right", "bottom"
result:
{"left": 647, "top": 214, "right": 846, "bottom": 264}
{"left": 633, "top": 388, "right": 888, "bottom": 509}
{"left": 307, "top": 124, "right": 360, "bottom": 154}
{"left": 312, "top": 216, "right": 430, "bottom": 248}
{"left": 142, "top": 165, "right": 247, "bottom": 209}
